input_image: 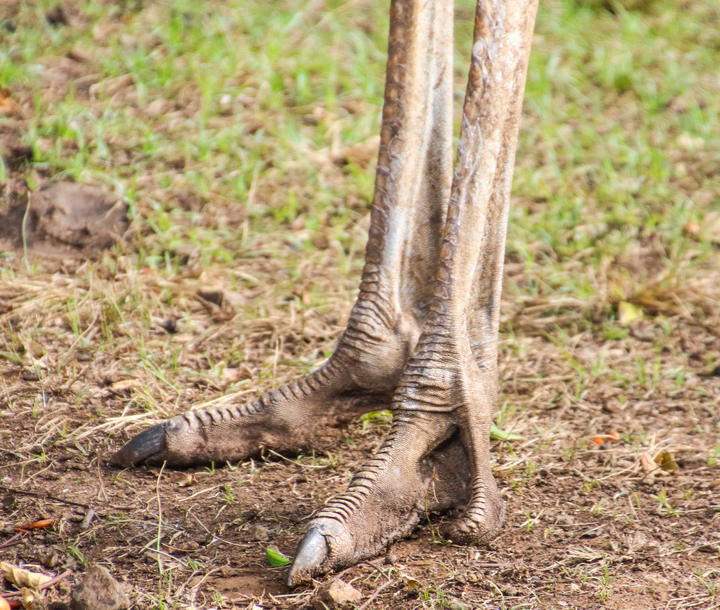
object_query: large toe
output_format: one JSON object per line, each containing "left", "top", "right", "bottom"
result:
{"left": 286, "top": 415, "right": 467, "bottom": 585}
{"left": 287, "top": 526, "right": 333, "bottom": 586}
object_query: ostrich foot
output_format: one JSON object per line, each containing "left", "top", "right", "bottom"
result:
{"left": 288, "top": 339, "right": 506, "bottom": 585}
{"left": 111, "top": 318, "right": 415, "bottom": 467}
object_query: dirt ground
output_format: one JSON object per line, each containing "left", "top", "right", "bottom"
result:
{"left": 1, "top": 0, "right": 720, "bottom": 608}
{"left": 1, "top": 300, "right": 719, "bottom": 610}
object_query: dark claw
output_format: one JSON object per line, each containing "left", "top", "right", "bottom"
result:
{"left": 111, "top": 422, "right": 168, "bottom": 467}
{"left": 287, "top": 528, "right": 329, "bottom": 587}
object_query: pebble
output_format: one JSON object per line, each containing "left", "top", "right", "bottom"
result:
{"left": 311, "top": 579, "right": 362, "bottom": 610}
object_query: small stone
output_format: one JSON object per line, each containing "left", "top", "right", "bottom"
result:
{"left": 602, "top": 401, "right": 621, "bottom": 414}
{"left": 311, "top": 579, "right": 362, "bottom": 610}
{"left": 501, "top": 584, "right": 521, "bottom": 597}
{"left": 569, "top": 583, "right": 581, "bottom": 593}
{"left": 41, "top": 551, "right": 60, "bottom": 569}
{"left": 67, "top": 46, "right": 93, "bottom": 63}
{"left": 160, "top": 319, "right": 178, "bottom": 334}
{"left": 628, "top": 531, "right": 655, "bottom": 553}
{"left": 45, "top": 5, "right": 68, "bottom": 26}
{"left": 670, "top": 97, "right": 690, "bottom": 113}
{"left": 247, "top": 524, "right": 270, "bottom": 541}
{"left": 556, "top": 514, "right": 574, "bottom": 526}
{"left": 71, "top": 565, "right": 130, "bottom": 610}
{"left": 145, "top": 100, "right": 166, "bottom": 118}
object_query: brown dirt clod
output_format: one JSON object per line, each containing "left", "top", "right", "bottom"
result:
{"left": 0, "top": 182, "right": 128, "bottom": 255}
{"left": 311, "top": 579, "right": 362, "bottom": 610}
{"left": 70, "top": 565, "right": 130, "bottom": 610}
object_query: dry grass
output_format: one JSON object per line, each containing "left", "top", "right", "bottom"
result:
{"left": 0, "top": 0, "right": 719, "bottom": 607}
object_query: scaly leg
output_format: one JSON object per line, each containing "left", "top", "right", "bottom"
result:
{"left": 288, "top": 0, "right": 538, "bottom": 584}
{"left": 111, "top": 0, "right": 454, "bottom": 467}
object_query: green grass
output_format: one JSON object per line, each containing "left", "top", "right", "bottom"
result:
{"left": 0, "top": 0, "right": 719, "bottom": 407}
{"left": 2, "top": 0, "right": 719, "bottom": 277}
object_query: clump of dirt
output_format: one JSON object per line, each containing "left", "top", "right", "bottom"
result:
{"left": 70, "top": 564, "right": 130, "bottom": 610}
{"left": 0, "top": 182, "right": 128, "bottom": 256}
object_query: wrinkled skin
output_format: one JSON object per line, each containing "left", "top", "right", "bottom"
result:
{"left": 112, "top": 0, "right": 539, "bottom": 586}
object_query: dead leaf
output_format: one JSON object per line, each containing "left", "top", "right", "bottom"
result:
{"left": 590, "top": 430, "right": 619, "bottom": 445}
{"left": 20, "top": 588, "right": 36, "bottom": 610}
{"left": 618, "top": 302, "right": 642, "bottom": 325}
{"left": 170, "top": 472, "right": 197, "bottom": 488}
{"left": 26, "top": 340, "right": 45, "bottom": 359}
{"left": 67, "top": 45, "right": 93, "bottom": 63}
{"left": 0, "top": 562, "right": 52, "bottom": 589}
{"left": 111, "top": 379, "right": 141, "bottom": 393}
{"left": 699, "top": 211, "right": 720, "bottom": 244}
{"left": 684, "top": 219, "right": 700, "bottom": 235}
{"left": 221, "top": 366, "right": 252, "bottom": 384}
{"left": 0, "top": 87, "right": 19, "bottom": 116}
{"left": 332, "top": 135, "right": 380, "bottom": 167}
{"left": 640, "top": 452, "right": 660, "bottom": 475}
{"left": 89, "top": 74, "right": 134, "bottom": 98}
{"left": 197, "top": 287, "right": 243, "bottom": 309}
{"left": 92, "top": 22, "right": 120, "bottom": 43}
{"left": 14, "top": 519, "right": 53, "bottom": 531}
{"left": 654, "top": 452, "right": 679, "bottom": 473}
{"left": 677, "top": 132, "right": 704, "bottom": 151}
{"left": 669, "top": 97, "right": 690, "bottom": 113}
{"left": 170, "top": 333, "right": 194, "bottom": 343}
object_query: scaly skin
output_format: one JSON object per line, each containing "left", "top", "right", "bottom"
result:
{"left": 112, "top": 0, "right": 454, "bottom": 468}
{"left": 288, "top": 0, "right": 538, "bottom": 584}
{"left": 112, "top": 0, "right": 540, "bottom": 589}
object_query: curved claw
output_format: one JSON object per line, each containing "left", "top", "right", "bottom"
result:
{"left": 287, "top": 528, "right": 329, "bottom": 587}
{"left": 111, "top": 422, "right": 169, "bottom": 467}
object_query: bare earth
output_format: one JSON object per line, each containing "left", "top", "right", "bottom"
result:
{"left": 1, "top": 0, "right": 719, "bottom": 608}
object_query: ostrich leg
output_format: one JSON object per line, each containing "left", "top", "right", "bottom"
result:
{"left": 289, "top": 0, "right": 538, "bottom": 584}
{"left": 112, "top": 0, "right": 453, "bottom": 467}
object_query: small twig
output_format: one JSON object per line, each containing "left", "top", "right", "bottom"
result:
{"left": 172, "top": 569, "right": 199, "bottom": 601}
{"left": 0, "top": 532, "right": 24, "bottom": 549}
{"left": 155, "top": 462, "right": 167, "bottom": 575}
{"left": 0, "top": 592, "right": 19, "bottom": 600}
{"left": 65, "top": 361, "right": 93, "bottom": 391}
{"left": 0, "top": 484, "right": 90, "bottom": 509}
{"left": 80, "top": 509, "right": 96, "bottom": 530}
{"left": 21, "top": 193, "right": 31, "bottom": 272}
{"left": 292, "top": 594, "right": 313, "bottom": 610}
{"left": 360, "top": 561, "right": 392, "bottom": 579}
{"left": 38, "top": 570, "right": 72, "bottom": 591}
{"left": 358, "top": 579, "right": 394, "bottom": 610}
{"left": 267, "top": 449, "right": 328, "bottom": 469}
{"left": 332, "top": 557, "right": 385, "bottom": 583}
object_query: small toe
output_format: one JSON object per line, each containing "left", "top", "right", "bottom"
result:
{"left": 111, "top": 422, "right": 169, "bottom": 467}
{"left": 442, "top": 483, "right": 507, "bottom": 545}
